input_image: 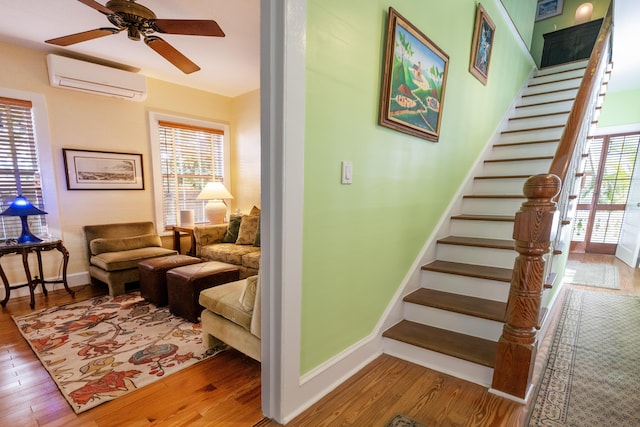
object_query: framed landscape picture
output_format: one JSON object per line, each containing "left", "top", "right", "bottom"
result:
{"left": 469, "top": 3, "right": 496, "bottom": 85}
{"left": 63, "top": 148, "right": 144, "bottom": 190}
{"left": 535, "top": 0, "right": 564, "bottom": 21}
{"left": 379, "top": 7, "right": 449, "bottom": 142}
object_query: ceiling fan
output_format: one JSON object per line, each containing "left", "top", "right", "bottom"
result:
{"left": 45, "top": 0, "right": 225, "bottom": 74}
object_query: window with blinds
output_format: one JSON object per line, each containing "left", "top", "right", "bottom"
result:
{"left": 0, "top": 97, "right": 47, "bottom": 240}
{"left": 158, "top": 121, "right": 225, "bottom": 229}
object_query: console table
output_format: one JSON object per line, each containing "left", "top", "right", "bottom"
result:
{"left": 0, "top": 238, "right": 75, "bottom": 309}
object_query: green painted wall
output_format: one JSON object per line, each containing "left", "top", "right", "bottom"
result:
{"left": 301, "top": 0, "right": 535, "bottom": 373}
{"left": 500, "top": 0, "right": 538, "bottom": 49}
{"left": 531, "top": 0, "right": 610, "bottom": 67}
{"left": 598, "top": 89, "right": 640, "bottom": 127}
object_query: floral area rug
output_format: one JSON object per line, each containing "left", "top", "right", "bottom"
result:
{"left": 13, "top": 291, "right": 224, "bottom": 414}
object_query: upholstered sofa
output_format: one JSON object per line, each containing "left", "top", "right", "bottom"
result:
{"left": 199, "top": 274, "right": 261, "bottom": 361}
{"left": 84, "top": 221, "right": 177, "bottom": 296}
{"left": 193, "top": 213, "right": 260, "bottom": 279}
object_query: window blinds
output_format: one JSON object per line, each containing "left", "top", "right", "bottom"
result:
{"left": 158, "top": 121, "right": 225, "bottom": 228}
{"left": 0, "top": 97, "right": 47, "bottom": 240}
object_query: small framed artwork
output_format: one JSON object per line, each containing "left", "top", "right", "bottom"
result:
{"left": 469, "top": 3, "right": 496, "bottom": 85}
{"left": 535, "top": 0, "right": 564, "bottom": 22}
{"left": 63, "top": 148, "right": 144, "bottom": 190}
{"left": 379, "top": 7, "right": 449, "bottom": 142}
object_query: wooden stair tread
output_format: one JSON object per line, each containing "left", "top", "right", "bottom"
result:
{"left": 485, "top": 155, "right": 553, "bottom": 163}
{"left": 450, "top": 214, "right": 515, "bottom": 222}
{"left": 509, "top": 110, "right": 570, "bottom": 121}
{"left": 463, "top": 194, "right": 525, "bottom": 199}
{"left": 383, "top": 320, "right": 497, "bottom": 368}
{"left": 493, "top": 139, "right": 559, "bottom": 148}
{"left": 516, "top": 97, "right": 575, "bottom": 109}
{"left": 421, "top": 260, "right": 512, "bottom": 282}
{"left": 528, "top": 76, "right": 581, "bottom": 88}
{"left": 501, "top": 124, "right": 564, "bottom": 135}
{"left": 404, "top": 288, "right": 506, "bottom": 322}
{"left": 437, "top": 235, "right": 514, "bottom": 250}
{"left": 521, "top": 86, "right": 579, "bottom": 98}
{"left": 474, "top": 175, "right": 531, "bottom": 180}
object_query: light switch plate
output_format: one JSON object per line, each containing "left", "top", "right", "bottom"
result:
{"left": 341, "top": 161, "right": 352, "bottom": 184}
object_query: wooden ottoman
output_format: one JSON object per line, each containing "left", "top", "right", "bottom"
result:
{"left": 138, "top": 255, "right": 201, "bottom": 306}
{"left": 167, "top": 261, "right": 240, "bottom": 322}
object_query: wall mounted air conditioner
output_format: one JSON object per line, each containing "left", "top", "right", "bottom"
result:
{"left": 46, "top": 54, "right": 147, "bottom": 102}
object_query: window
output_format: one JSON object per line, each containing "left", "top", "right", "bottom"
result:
{"left": 0, "top": 96, "right": 48, "bottom": 239}
{"left": 149, "top": 113, "right": 230, "bottom": 231}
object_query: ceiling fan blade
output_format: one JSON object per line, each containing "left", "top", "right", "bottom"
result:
{"left": 144, "top": 36, "right": 200, "bottom": 74}
{"left": 77, "top": 0, "right": 114, "bottom": 15}
{"left": 152, "top": 19, "right": 225, "bottom": 37}
{"left": 45, "top": 28, "right": 120, "bottom": 46}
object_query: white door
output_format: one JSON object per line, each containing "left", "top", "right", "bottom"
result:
{"left": 616, "top": 142, "right": 640, "bottom": 267}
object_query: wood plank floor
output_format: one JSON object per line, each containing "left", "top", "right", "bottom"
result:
{"left": 2, "top": 253, "right": 637, "bottom": 426}
{"left": 0, "top": 284, "right": 264, "bottom": 427}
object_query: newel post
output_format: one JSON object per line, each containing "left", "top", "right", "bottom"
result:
{"left": 491, "top": 173, "right": 560, "bottom": 399}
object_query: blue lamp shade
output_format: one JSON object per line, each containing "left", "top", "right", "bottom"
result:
{"left": 0, "top": 195, "right": 47, "bottom": 243}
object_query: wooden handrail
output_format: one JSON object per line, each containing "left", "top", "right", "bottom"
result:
{"left": 491, "top": 3, "right": 613, "bottom": 400}
{"left": 549, "top": 5, "right": 613, "bottom": 181}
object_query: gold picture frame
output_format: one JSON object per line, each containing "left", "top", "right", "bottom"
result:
{"left": 469, "top": 3, "right": 496, "bottom": 85}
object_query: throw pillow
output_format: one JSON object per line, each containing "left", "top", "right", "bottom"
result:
{"left": 235, "top": 214, "right": 259, "bottom": 245}
{"left": 239, "top": 275, "right": 258, "bottom": 312}
{"left": 253, "top": 220, "right": 260, "bottom": 247}
{"left": 249, "top": 205, "right": 261, "bottom": 216}
{"left": 222, "top": 215, "right": 242, "bottom": 243}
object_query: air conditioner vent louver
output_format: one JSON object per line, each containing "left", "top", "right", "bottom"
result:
{"left": 46, "top": 54, "right": 147, "bottom": 102}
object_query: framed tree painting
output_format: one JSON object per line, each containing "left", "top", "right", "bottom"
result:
{"left": 379, "top": 7, "right": 449, "bottom": 142}
{"left": 469, "top": 3, "right": 496, "bottom": 85}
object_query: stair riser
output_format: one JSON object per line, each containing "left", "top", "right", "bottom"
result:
{"left": 505, "top": 113, "right": 569, "bottom": 132}
{"left": 437, "top": 244, "right": 516, "bottom": 269}
{"left": 404, "top": 303, "right": 503, "bottom": 341}
{"left": 513, "top": 99, "right": 574, "bottom": 117}
{"left": 521, "top": 88, "right": 579, "bottom": 105}
{"left": 420, "top": 271, "right": 509, "bottom": 302}
{"left": 530, "top": 68, "right": 585, "bottom": 85}
{"left": 536, "top": 60, "right": 588, "bottom": 76}
{"left": 450, "top": 219, "right": 514, "bottom": 241}
{"left": 499, "top": 127, "right": 563, "bottom": 144}
{"left": 462, "top": 198, "right": 524, "bottom": 216}
{"left": 383, "top": 339, "right": 494, "bottom": 387}
{"left": 483, "top": 159, "right": 552, "bottom": 176}
{"left": 490, "top": 142, "right": 559, "bottom": 160}
{"left": 473, "top": 177, "right": 527, "bottom": 195}
{"left": 523, "top": 79, "right": 580, "bottom": 96}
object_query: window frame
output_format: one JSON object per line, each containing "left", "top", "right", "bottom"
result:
{"left": 148, "top": 111, "right": 231, "bottom": 235}
{"left": 0, "top": 88, "right": 59, "bottom": 238}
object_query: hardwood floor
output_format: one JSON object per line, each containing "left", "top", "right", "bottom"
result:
{"left": 0, "top": 284, "right": 264, "bottom": 427}
{"left": 2, "top": 254, "right": 638, "bottom": 426}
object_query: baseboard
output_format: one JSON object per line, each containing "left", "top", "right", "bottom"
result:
{"left": 3, "top": 271, "right": 90, "bottom": 300}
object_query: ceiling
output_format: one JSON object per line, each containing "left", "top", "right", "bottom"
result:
{"left": 0, "top": 1, "right": 634, "bottom": 97}
{"left": 0, "top": 0, "right": 260, "bottom": 98}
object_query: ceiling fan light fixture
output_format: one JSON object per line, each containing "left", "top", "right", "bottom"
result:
{"left": 127, "top": 26, "right": 140, "bottom": 41}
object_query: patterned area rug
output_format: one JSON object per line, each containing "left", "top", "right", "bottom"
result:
{"left": 386, "top": 413, "right": 427, "bottom": 427}
{"left": 13, "top": 292, "right": 224, "bottom": 413}
{"left": 528, "top": 289, "right": 640, "bottom": 426}
{"left": 564, "top": 260, "right": 620, "bottom": 289}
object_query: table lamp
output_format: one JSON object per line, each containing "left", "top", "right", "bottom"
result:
{"left": 0, "top": 195, "right": 48, "bottom": 243}
{"left": 196, "top": 182, "right": 233, "bottom": 224}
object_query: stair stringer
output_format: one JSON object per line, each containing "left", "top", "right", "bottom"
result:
{"left": 379, "top": 61, "right": 589, "bottom": 388}
{"left": 370, "top": 68, "right": 537, "bottom": 386}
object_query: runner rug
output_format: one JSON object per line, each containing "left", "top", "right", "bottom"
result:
{"left": 528, "top": 289, "right": 640, "bottom": 426}
{"left": 564, "top": 260, "right": 620, "bottom": 289}
{"left": 12, "top": 291, "right": 224, "bottom": 414}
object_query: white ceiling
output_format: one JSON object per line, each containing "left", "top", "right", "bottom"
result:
{"left": 0, "top": 1, "right": 634, "bottom": 97}
{"left": 0, "top": 0, "right": 260, "bottom": 98}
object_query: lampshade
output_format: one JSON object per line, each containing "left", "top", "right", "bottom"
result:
{"left": 196, "top": 182, "right": 233, "bottom": 224}
{"left": 0, "top": 195, "right": 47, "bottom": 243}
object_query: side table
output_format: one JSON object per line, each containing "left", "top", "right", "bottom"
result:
{"left": 171, "top": 225, "right": 197, "bottom": 257}
{"left": 0, "top": 238, "right": 75, "bottom": 309}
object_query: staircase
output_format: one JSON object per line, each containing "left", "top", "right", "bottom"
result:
{"left": 382, "top": 60, "right": 590, "bottom": 387}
